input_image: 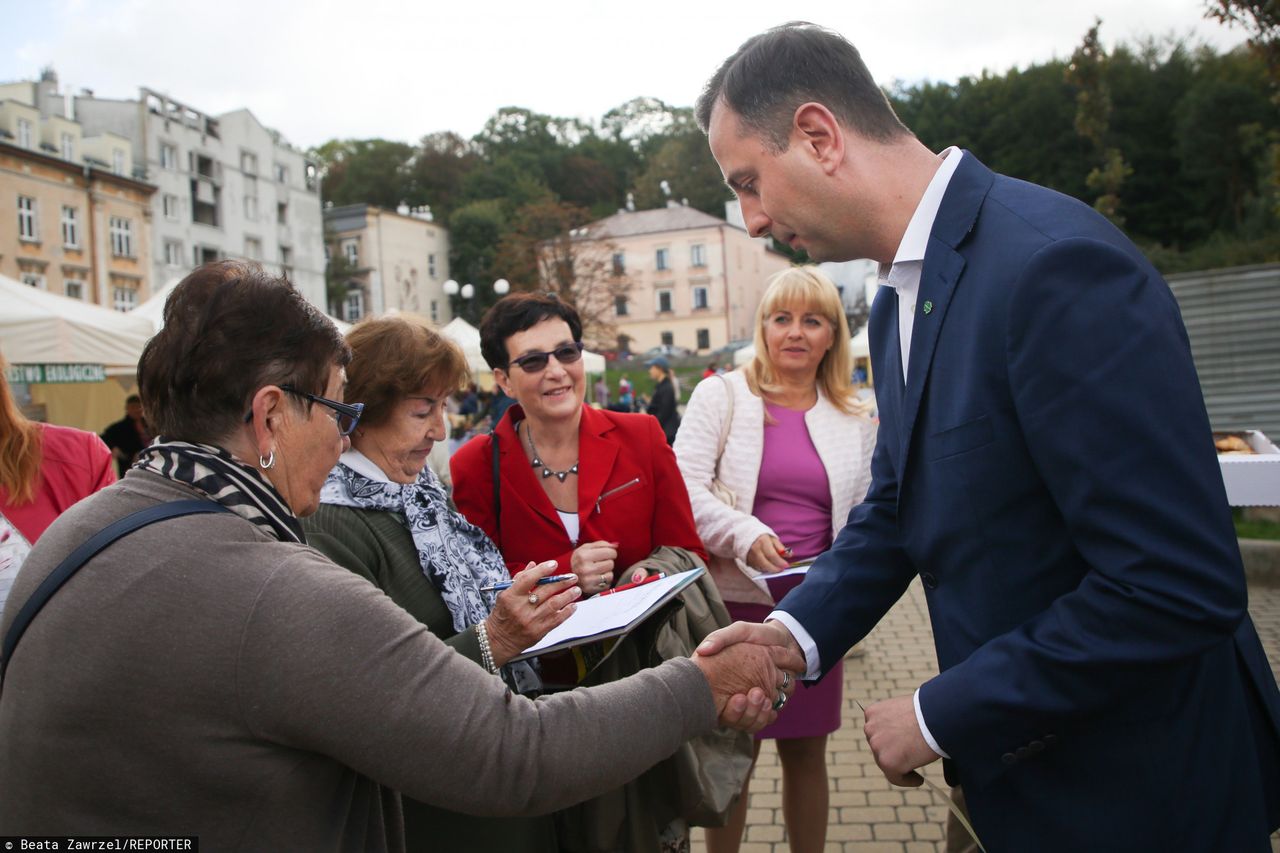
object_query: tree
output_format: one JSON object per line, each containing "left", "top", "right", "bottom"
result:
{"left": 492, "top": 199, "right": 630, "bottom": 348}
{"left": 404, "top": 131, "right": 481, "bottom": 223}
{"left": 447, "top": 200, "right": 507, "bottom": 321}
{"left": 1066, "top": 20, "right": 1133, "bottom": 225}
{"left": 630, "top": 111, "right": 732, "bottom": 216}
{"left": 310, "top": 139, "right": 414, "bottom": 209}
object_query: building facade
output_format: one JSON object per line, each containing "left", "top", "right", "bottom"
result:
{"left": 564, "top": 204, "right": 789, "bottom": 355}
{"left": 324, "top": 204, "right": 452, "bottom": 324}
{"left": 1, "top": 73, "right": 154, "bottom": 310}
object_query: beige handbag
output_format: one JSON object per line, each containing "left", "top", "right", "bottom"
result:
{"left": 708, "top": 375, "right": 737, "bottom": 508}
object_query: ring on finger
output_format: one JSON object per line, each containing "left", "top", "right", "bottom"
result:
{"left": 779, "top": 671, "right": 792, "bottom": 691}
{"left": 528, "top": 592, "right": 540, "bottom": 606}
{"left": 772, "top": 692, "right": 787, "bottom": 712}
{"left": 598, "top": 574, "right": 610, "bottom": 589}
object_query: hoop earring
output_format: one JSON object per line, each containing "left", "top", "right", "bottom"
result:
{"left": 259, "top": 450, "right": 276, "bottom": 470}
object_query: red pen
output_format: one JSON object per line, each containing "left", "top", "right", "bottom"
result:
{"left": 598, "top": 573, "right": 663, "bottom": 596}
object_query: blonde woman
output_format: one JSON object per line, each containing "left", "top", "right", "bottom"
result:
{"left": 674, "top": 267, "right": 876, "bottom": 853}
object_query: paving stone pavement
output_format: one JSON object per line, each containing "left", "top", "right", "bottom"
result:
{"left": 691, "top": 577, "right": 1280, "bottom": 853}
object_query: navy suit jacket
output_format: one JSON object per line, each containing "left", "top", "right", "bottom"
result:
{"left": 778, "top": 154, "right": 1280, "bottom": 851}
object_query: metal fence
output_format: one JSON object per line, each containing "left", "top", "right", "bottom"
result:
{"left": 1167, "top": 263, "right": 1280, "bottom": 440}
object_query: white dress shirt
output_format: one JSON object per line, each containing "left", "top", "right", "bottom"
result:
{"left": 769, "top": 147, "right": 964, "bottom": 760}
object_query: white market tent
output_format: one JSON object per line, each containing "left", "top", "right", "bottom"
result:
{"left": 733, "top": 327, "right": 871, "bottom": 367}
{"left": 0, "top": 273, "right": 154, "bottom": 368}
{"left": 132, "top": 276, "right": 351, "bottom": 335}
{"left": 439, "top": 316, "right": 605, "bottom": 375}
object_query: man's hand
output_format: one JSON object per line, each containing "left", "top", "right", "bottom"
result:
{"left": 696, "top": 619, "right": 806, "bottom": 675}
{"left": 691, "top": 641, "right": 797, "bottom": 732}
{"left": 863, "top": 694, "right": 941, "bottom": 786}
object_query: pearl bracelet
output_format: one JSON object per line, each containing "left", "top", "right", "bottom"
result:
{"left": 476, "top": 621, "right": 498, "bottom": 674}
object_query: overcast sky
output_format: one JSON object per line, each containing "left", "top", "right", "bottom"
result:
{"left": 3, "top": 0, "right": 1249, "bottom": 151}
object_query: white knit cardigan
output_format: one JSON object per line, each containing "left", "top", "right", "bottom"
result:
{"left": 673, "top": 369, "right": 877, "bottom": 605}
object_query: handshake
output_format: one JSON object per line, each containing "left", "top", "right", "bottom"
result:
{"left": 690, "top": 620, "right": 806, "bottom": 733}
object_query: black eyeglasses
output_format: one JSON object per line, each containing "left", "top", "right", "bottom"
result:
{"left": 508, "top": 342, "right": 584, "bottom": 373}
{"left": 242, "top": 385, "right": 364, "bottom": 436}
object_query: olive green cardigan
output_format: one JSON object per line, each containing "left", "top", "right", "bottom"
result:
{"left": 303, "top": 502, "right": 556, "bottom": 853}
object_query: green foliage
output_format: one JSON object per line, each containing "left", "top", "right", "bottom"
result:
{"left": 311, "top": 23, "right": 1277, "bottom": 285}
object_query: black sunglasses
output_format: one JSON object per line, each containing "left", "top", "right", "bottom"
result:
{"left": 242, "top": 385, "right": 364, "bottom": 436}
{"left": 508, "top": 342, "right": 584, "bottom": 373}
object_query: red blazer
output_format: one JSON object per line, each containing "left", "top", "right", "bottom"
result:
{"left": 451, "top": 404, "right": 706, "bottom": 579}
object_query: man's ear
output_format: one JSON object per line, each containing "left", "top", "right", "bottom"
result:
{"left": 793, "top": 102, "right": 844, "bottom": 175}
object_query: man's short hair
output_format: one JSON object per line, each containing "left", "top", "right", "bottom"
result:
{"left": 695, "top": 22, "right": 910, "bottom": 151}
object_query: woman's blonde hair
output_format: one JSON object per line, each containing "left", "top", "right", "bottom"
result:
{"left": 0, "top": 351, "right": 44, "bottom": 505}
{"left": 744, "top": 266, "right": 866, "bottom": 415}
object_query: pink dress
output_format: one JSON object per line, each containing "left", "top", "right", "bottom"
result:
{"left": 726, "top": 402, "right": 842, "bottom": 740}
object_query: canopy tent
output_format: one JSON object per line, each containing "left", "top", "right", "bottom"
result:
{"left": 0, "top": 273, "right": 159, "bottom": 431}
{"left": 0, "top": 273, "right": 155, "bottom": 368}
{"left": 132, "top": 276, "right": 351, "bottom": 335}
{"left": 733, "top": 328, "right": 871, "bottom": 367}
{"left": 439, "top": 317, "right": 606, "bottom": 375}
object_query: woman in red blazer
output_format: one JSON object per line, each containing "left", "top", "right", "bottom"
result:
{"left": 451, "top": 293, "right": 706, "bottom": 596}
{"left": 451, "top": 292, "right": 710, "bottom": 852}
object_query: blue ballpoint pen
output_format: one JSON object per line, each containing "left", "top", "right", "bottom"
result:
{"left": 480, "top": 574, "right": 576, "bottom": 593}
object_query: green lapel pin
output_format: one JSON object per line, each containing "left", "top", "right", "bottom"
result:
{"left": 922, "top": 300, "right": 933, "bottom": 315}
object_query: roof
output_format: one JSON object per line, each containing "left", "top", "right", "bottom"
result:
{"left": 587, "top": 205, "right": 739, "bottom": 239}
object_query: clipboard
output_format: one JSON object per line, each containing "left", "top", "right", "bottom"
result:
{"left": 511, "top": 566, "right": 705, "bottom": 662}
{"left": 751, "top": 557, "right": 815, "bottom": 602}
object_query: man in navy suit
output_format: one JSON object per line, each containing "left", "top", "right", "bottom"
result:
{"left": 695, "top": 22, "right": 1280, "bottom": 851}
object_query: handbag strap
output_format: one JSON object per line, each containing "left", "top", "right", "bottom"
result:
{"left": 491, "top": 432, "right": 502, "bottom": 544}
{"left": 713, "top": 374, "right": 735, "bottom": 478}
{"left": 1, "top": 499, "right": 231, "bottom": 685}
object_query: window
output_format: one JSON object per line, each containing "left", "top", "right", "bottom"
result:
{"left": 277, "top": 202, "right": 288, "bottom": 224}
{"left": 164, "top": 240, "right": 184, "bottom": 267}
{"left": 16, "top": 118, "right": 32, "bottom": 149}
{"left": 304, "top": 162, "right": 317, "bottom": 191}
{"left": 61, "top": 206, "right": 79, "bottom": 248}
{"left": 274, "top": 163, "right": 288, "bottom": 183}
{"left": 615, "top": 296, "right": 629, "bottom": 316}
{"left": 20, "top": 273, "right": 44, "bottom": 289}
{"left": 279, "top": 245, "right": 292, "bottom": 277}
{"left": 61, "top": 132, "right": 75, "bottom": 161}
{"left": 244, "top": 237, "right": 261, "bottom": 259}
{"left": 344, "top": 290, "right": 364, "bottom": 322}
{"left": 160, "top": 142, "right": 177, "bottom": 170}
{"left": 428, "top": 253, "right": 437, "bottom": 278}
{"left": 113, "top": 285, "right": 138, "bottom": 313}
{"left": 240, "top": 151, "right": 258, "bottom": 175}
{"left": 17, "top": 196, "right": 37, "bottom": 241}
{"left": 697, "top": 328, "right": 710, "bottom": 350}
{"left": 655, "top": 248, "right": 669, "bottom": 271}
{"left": 64, "top": 280, "right": 85, "bottom": 300}
{"left": 194, "top": 245, "right": 220, "bottom": 266}
{"left": 112, "top": 148, "right": 126, "bottom": 175}
{"left": 661, "top": 331, "right": 674, "bottom": 346}
{"left": 690, "top": 243, "right": 706, "bottom": 267}
{"left": 656, "top": 289, "right": 673, "bottom": 313}
{"left": 109, "top": 216, "right": 133, "bottom": 257}
{"left": 343, "top": 240, "right": 358, "bottom": 266}
{"left": 430, "top": 299, "right": 439, "bottom": 322}
{"left": 693, "top": 286, "right": 709, "bottom": 310}
{"left": 243, "top": 175, "right": 258, "bottom": 220}
{"left": 163, "top": 194, "right": 180, "bottom": 220}
{"left": 612, "top": 252, "right": 625, "bottom": 275}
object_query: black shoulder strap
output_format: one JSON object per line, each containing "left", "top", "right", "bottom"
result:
{"left": 1, "top": 499, "right": 231, "bottom": 685}
{"left": 490, "top": 433, "right": 502, "bottom": 544}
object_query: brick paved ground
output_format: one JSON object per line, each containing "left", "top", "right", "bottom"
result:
{"left": 692, "top": 577, "right": 1280, "bottom": 853}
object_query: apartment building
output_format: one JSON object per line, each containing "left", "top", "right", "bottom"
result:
{"left": 564, "top": 203, "right": 789, "bottom": 354}
{"left": 324, "top": 204, "right": 452, "bottom": 324}
{"left": 0, "top": 73, "right": 154, "bottom": 309}
{"left": 70, "top": 83, "right": 325, "bottom": 306}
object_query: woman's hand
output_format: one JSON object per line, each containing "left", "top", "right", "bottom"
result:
{"left": 484, "top": 560, "right": 581, "bottom": 667}
{"left": 570, "top": 540, "right": 618, "bottom": 597}
{"left": 745, "top": 533, "right": 790, "bottom": 574}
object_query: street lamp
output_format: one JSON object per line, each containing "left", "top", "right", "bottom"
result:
{"left": 444, "top": 278, "right": 508, "bottom": 323}
{"left": 494, "top": 278, "right": 510, "bottom": 296}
